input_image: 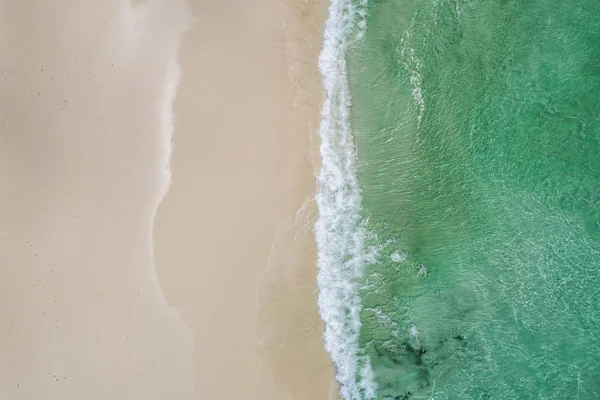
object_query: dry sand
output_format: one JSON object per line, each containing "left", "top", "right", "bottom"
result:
{"left": 154, "top": 0, "right": 332, "bottom": 399}
{"left": 0, "top": 0, "right": 331, "bottom": 399}
{"left": 0, "top": 1, "right": 194, "bottom": 399}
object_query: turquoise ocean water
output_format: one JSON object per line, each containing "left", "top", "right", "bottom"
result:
{"left": 314, "top": 0, "right": 600, "bottom": 399}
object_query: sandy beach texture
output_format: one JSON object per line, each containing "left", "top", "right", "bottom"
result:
{"left": 0, "top": 0, "right": 330, "bottom": 399}
{"left": 155, "top": 0, "right": 331, "bottom": 399}
{"left": 0, "top": 1, "right": 195, "bottom": 399}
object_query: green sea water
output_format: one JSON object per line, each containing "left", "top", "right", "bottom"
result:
{"left": 346, "top": 0, "right": 600, "bottom": 398}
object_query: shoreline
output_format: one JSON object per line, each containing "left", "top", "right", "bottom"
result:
{"left": 154, "top": 0, "right": 331, "bottom": 398}
{"left": 255, "top": 0, "right": 335, "bottom": 398}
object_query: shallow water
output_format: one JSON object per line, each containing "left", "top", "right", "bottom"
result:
{"left": 316, "top": 0, "right": 600, "bottom": 398}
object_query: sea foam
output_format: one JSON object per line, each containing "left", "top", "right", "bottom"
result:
{"left": 314, "top": 1, "right": 376, "bottom": 399}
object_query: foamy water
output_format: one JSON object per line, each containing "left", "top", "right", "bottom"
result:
{"left": 314, "top": 1, "right": 376, "bottom": 399}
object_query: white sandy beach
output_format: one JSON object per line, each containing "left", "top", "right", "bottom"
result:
{"left": 0, "top": 1, "right": 195, "bottom": 399}
{"left": 155, "top": 0, "right": 331, "bottom": 399}
{"left": 0, "top": 0, "right": 330, "bottom": 399}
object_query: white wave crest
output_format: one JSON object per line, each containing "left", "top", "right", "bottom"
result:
{"left": 314, "top": 1, "right": 376, "bottom": 399}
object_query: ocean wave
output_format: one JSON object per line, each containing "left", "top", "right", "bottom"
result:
{"left": 314, "top": 1, "right": 376, "bottom": 399}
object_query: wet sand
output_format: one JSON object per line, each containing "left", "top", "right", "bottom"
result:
{"left": 154, "top": 0, "right": 331, "bottom": 399}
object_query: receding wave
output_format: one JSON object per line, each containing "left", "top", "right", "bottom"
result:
{"left": 314, "top": 1, "right": 376, "bottom": 399}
